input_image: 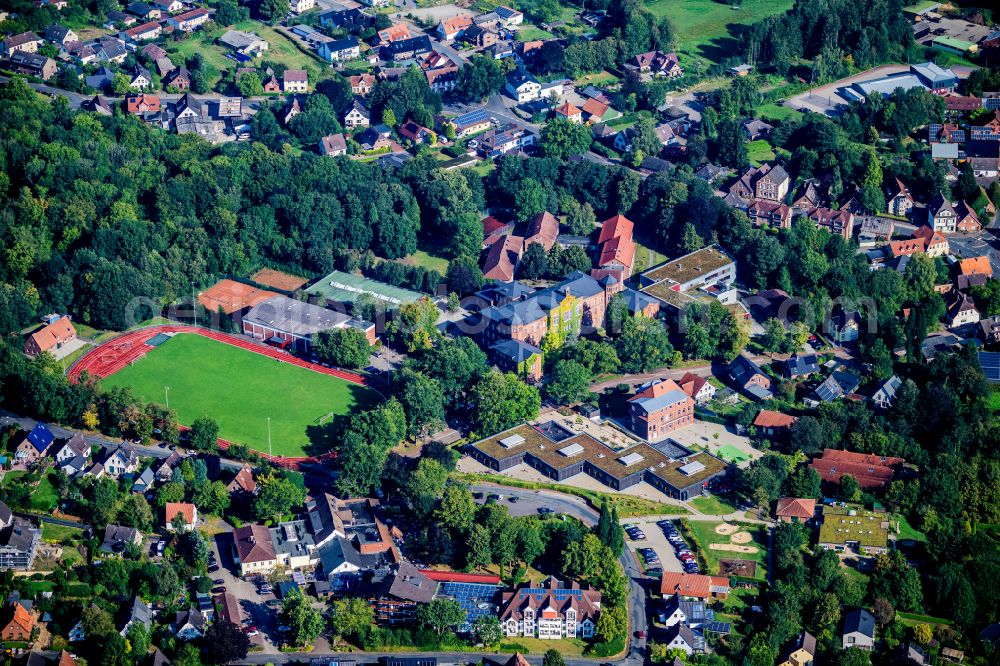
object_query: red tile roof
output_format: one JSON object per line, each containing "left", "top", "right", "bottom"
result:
{"left": 418, "top": 570, "right": 501, "bottom": 583}
{"left": 809, "top": 448, "right": 904, "bottom": 488}
{"left": 660, "top": 572, "right": 729, "bottom": 599}
{"left": 958, "top": 255, "right": 992, "bottom": 277}
{"left": 165, "top": 502, "right": 195, "bottom": 526}
{"left": 233, "top": 523, "right": 276, "bottom": 563}
{"left": 677, "top": 372, "right": 706, "bottom": 400}
{"left": 482, "top": 235, "right": 523, "bottom": 281}
{"left": 753, "top": 410, "right": 797, "bottom": 429}
{"left": 524, "top": 211, "right": 558, "bottom": 251}
{"left": 26, "top": 315, "right": 75, "bottom": 354}
{"left": 775, "top": 497, "right": 816, "bottom": 519}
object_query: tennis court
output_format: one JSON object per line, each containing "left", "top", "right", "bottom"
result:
{"left": 308, "top": 270, "right": 424, "bottom": 308}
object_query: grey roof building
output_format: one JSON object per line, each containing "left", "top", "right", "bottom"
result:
{"left": 242, "top": 295, "right": 356, "bottom": 352}
{"left": 0, "top": 509, "right": 40, "bottom": 570}
{"left": 842, "top": 609, "right": 875, "bottom": 651}
{"left": 120, "top": 597, "right": 153, "bottom": 636}
{"left": 99, "top": 524, "right": 142, "bottom": 556}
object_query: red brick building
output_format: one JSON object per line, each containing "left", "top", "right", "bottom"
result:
{"left": 628, "top": 378, "right": 695, "bottom": 442}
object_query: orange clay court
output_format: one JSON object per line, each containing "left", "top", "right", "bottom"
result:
{"left": 251, "top": 268, "right": 310, "bottom": 292}
{"left": 197, "top": 279, "right": 277, "bottom": 315}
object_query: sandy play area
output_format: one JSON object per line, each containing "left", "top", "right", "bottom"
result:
{"left": 709, "top": 543, "right": 759, "bottom": 553}
{"left": 708, "top": 524, "right": 758, "bottom": 553}
{"left": 714, "top": 523, "right": 739, "bottom": 535}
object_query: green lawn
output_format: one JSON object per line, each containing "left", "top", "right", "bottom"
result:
{"left": 988, "top": 387, "right": 1000, "bottom": 411}
{"left": 645, "top": 0, "right": 795, "bottom": 62}
{"left": 690, "top": 494, "right": 740, "bottom": 515}
{"left": 498, "top": 637, "right": 587, "bottom": 655}
{"left": 516, "top": 25, "right": 555, "bottom": 41}
{"left": 754, "top": 103, "right": 804, "bottom": 123}
{"left": 30, "top": 472, "right": 59, "bottom": 513}
{"left": 683, "top": 519, "right": 769, "bottom": 578}
{"left": 1, "top": 470, "right": 26, "bottom": 486}
{"left": 101, "top": 334, "right": 380, "bottom": 456}
{"left": 42, "top": 522, "right": 85, "bottom": 543}
{"left": 574, "top": 70, "right": 621, "bottom": 87}
{"left": 747, "top": 139, "right": 776, "bottom": 166}
{"left": 895, "top": 514, "right": 927, "bottom": 543}
{"left": 401, "top": 249, "right": 450, "bottom": 275}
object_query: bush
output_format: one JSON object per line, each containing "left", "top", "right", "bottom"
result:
{"left": 588, "top": 637, "right": 626, "bottom": 657}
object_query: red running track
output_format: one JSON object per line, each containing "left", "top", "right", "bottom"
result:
{"left": 68, "top": 325, "right": 377, "bottom": 469}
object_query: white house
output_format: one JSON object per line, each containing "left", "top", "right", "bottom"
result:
{"left": 343, "top": 100, "right": 370, "bottom": 128}
{"left": 318, "top": 36, "right": 360, "bottom": 62}
{"left": 498, "top": 579, "right": 600, "bottom": 639}
{"left": 103, "top": 445, "right": 139, "bottom": 478}
{"left": 289, "top": 0, "right": 315, "bottom": 12}
{"left": 54, "top": 433, "right": 91, "bottom": 464}
{"left": 505, "top": 71, "right": 541, "bottom": 102}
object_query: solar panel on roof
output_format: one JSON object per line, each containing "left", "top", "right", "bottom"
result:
{"left": 703, "top": 621, "right": 731, "bottom": 634}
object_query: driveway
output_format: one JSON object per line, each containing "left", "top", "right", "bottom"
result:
{"left": 621, "top": 518, "right": 684, "bottom": 575}
{"left": 212, "top": 532, "right": 280, "bottom": 653}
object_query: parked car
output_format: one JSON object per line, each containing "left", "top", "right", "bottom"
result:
{"left": 208, "top": 565, "right": 219, "bottom": 573}
{"left": 537, "top": 507, "right": 553, "bottom": 515}
{"left": 212, "top": 579, "right": 224, "bottom": 585}
{"left": 244, "top": 626, "right": 259, "bottom": 636}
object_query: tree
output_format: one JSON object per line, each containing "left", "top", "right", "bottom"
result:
{"left": 398, "top": 369, "right": 445, "bottom": 437}
{"left": 82, "top": 605, "right": 116, "bottom": 640}
{"left": 435, "top": 482, "right": 476, "bottom": 532}
{"left": 595, "top": 604, "right": 627, "bottom": 642}
{"left": 236, "top": 71, "right": 263, "bottom": 97}
{"left": 445, "top": 254, "right": 484, "bottom": 295}
{"left": 913, "top": 623, "right": 932, "bottom": 645}
{"left": 840, "top": 473, "right": 861, "bottom": 502}
{"left": 313, "top": 327, "right": 372, "bottom": 370}
{"left": 328, "top": 597, "right": 374, "bottom": 641}
{"left": 203, "top": 621, "right": 250, "bottom": 663}
{"left": 563, "top": 199, "right": 597, "bottom": 236}
{"left": 616, "top": 314, "right": 673, "bottom": 373}
{"left": 282, "top": 589, "right": 324, "bottom": 647}
{"left": 466, "top": 523, "right": 492, "bottom": 569}
{"left": 473, "top": 614, "right": 502, "bottom": 647}
{"left": 195, "top": 480, "right": 231, "bottom": 516}
{"left": 519, "top": 242, "right": 549, "bottom": 280}
{"left": 470, "top": 370, "right": 541, "bottom": 436}
{"left": 546, "top": 360, "right": 592, "bottom": 404}
{"left": 744, "top": 633, "right": 775, "bottom": 666}
{"left": 189, "top": 416, "right": 219, "bottom": 452}
{"left": 837, "top": 648, "right": 871, "bottom": 666}
{"left": 872, "top": 597, "right": 895, "bottom": 627}
{"left": 403, "top": 458, "right": 449, "bottom": 518}
{"left": 257, "top": 0, "right": 289, "bottom": 22}
{"left": 254, "top": 472, "right": 306, "bottom": 522}
{"left": 455, "top": 55, "right": 504, "bottom": 102}
{"left": 541, "top": 118, "right": 593, "bottom": 159}
{"left": 715, "top": 118, "right": 748, "bottom": 168}
{"left": 174, "top": 645, "right": 203, "bottom": 666}
{"left": 542, "top": 649, "right": 566, "bottom": 666}
{"left": 389, "top": 298, "right": 439, "bottom": 352}
{"left": 214, "top": 0, "right": 244, "bottom": 26}
{"left": 514, "top": 178, "right": 547, "bottom": 222}
{"left": 417, "top": 598, "right": 466, "bottom": 636}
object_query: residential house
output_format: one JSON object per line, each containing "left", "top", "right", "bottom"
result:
{"left": 131, "top": 467, "right": 155, "bottom": 494}
{"left": 490, "top": 339, "right": 543, "bottom": 382}
{"left": 628, "top": 379, "right": 695, "bottom": 442}
{"left": 349, "top": 73, "right": 375, "bottom": 95}
{"left": 505, "top": 71, "right": 541, "bottom": 102}
{"left": 479, "top": 123, "right": 535, "bottom": 158}
{"left": 360, "top": 561, "right": 437, "bottom": 625}
{"left": 283, "top": 97, "right": 302, "bottom": 124}
{"left": 661, "top": 623, "right": 704, "bottom": 656}
{"left": 927, "top": 194, "right": 957, "bottom": 232}
{"left": 946, "top": 290, "right": 980, "bottom": 327}
{"left": 166, "top": 7, "right": 210, "bottom": 31}
{"left": 5, "top": 52, "right": 57, "bottom": 80}
{"left": 955, "top": 201, "right": 982, "bottom": 232}
{"left": 99, "top": 524, "right": 142, "bottom": 557}
{"left": 425, "top": 65, "right": 458, "bottom": 93}
{"left": 792, "top": 179, "right": 827, "bottom": 212}
{"left": 595, "top": 213, "right": 635, "bottom": 280}
{"left": 153, "top": 0, "right": 184, "bottom": 13}
{"left": 436, "top": 14, "right": 473, "bottom": 41}
{"left": 61, "top": 40, "right": 97, "bottom": 64}
{"left": 1, "top": 603, "right": 35, "bottom": 641}
{"left": 120, "top": 597, "right": 152, "bottom": 637}
{"left": 382, "top": 35, "right": 432, "bottom": 61}
{"left": 15, "top": 423, "right": 54, "bottom": 464}
{"left": 660, "top": 572, "right": 730, "bottom": 600}
{"left": 451, "top": 107, "right": 492, "bottom": 136}
{"left": 356, "top": 124, "right": 393, "bottom": 151}
{"left": 481, "top": 215, "right": 515, "bottom": 248}
{"left": 125, "top": 93, "right": 161, "bottom": 115}
{"left": 661, "top": 593, "right": 707, "bottom": 628}
{"left": 461, "top": 24, "right": 497, "bottom": 48}
{"left": 742, "top": 118, "right": 773, "bottom": 141}
{"left": 263, "top": 75, "right": 281, "bottom": 93}
{"left": 164, "top": 67, "right": 191, "bottom": 90}
{"left": 120, "top": 19, "right": 163, "bottom": 42}
{"left": 807, "top": 370, "right": 861, "bottom": 405}
{"left": 103, "top": 445, "right": 139, "bottom": 478}
{"left": 521, "top": 212, "right": 557, "bottom": 252}
{"left": 726, "top": 355, "right": 772, "bottom": 401}
{"left": 129, "top": 65, "right": 152, "bottom": 90}
{"left": 774, "top": 497, "right": 816, "bottom": 523}
{"left": 808, "top": 207, "right": 854, "bottom": 240}
{"left": 319, "top": 7, "right": 374, "bottom": 33}
{"left": 842, "top": 609, "right": 876, "bottom": 651}
{"left": 173, "top": 608, "right": 206, "bottom": 640}
{"left": 581, "top": 97, "right": 616, "bottom": 124}
{"left": 885, "top": 177, "right": 914, "bottom": 217}
{"left": 3, "top": 32, "right": 43, "bottom": 55}
{"left": 483, "top": 235, "right": 524, "bottom": 282}
{"left": 44, "top": 24, "right": 77, "bottom": 45}
{"left": 289, "top": 0, "right": 315, "bottom": 12}
{"left": 81, "top": 95, "right": 113, "bottom": 116}
{"left": 957, "top": 255, "right": 992, "bottom": 289}
{"left": 126, "top": 2, "right": 160, "bottom": 19}
{"left": 630, "top": 50, "right": 682, "bottom": 77}
{"left": 869, "top": 374, "right": 903, "bottom": 409}
{"left": 54, "top": 433, "right": 90, "bottom": 466}
{"left": 0, "top": 507, "right": 40, "bottom": 570}
{"left": 810, "top": 448, "right": 904, "bottom": 488}
{"left": 727, "top": 164, "right": 790, "bottom": 203}
{"left": 755, "top": 411, "right": 798, "bottom": 440}
{"left": 858, "top": 217, "right": 895, "bottom": 246}
{"left": 378, "top": 23, "right": 410, "bottom": 44}
{"left": 398, "top": 120, "right": 434, "bottom": 145}
{"left": 827, "top": 306, "right": 861, "bottom": 343}
{"left": 319, "top": 37, "right": 360, "bottom": 62}
{"left": 778, "top": 632, "right": 817, "bottom": 666}
{"left": 889, "top": 226, "right": 949, "bottom": 258}
{"left": 319, "top": 133, "right": 348, "bottom": 157}
{"left": 783, "top": 353, "right": 819, "bottom": 378}
{"left": 154, "top": 452, "right": 180, "bottom": 483}
{"left": 498, "top": 578, "right": 601, "bottom": 639}
{"left": 495, "top": 5, "right": 523, "bottom": 26}
{"left": 283, "top": 69, "right": 308, "bottom": 92}
{"left": 676, "top": 372, "right": 715, "bottom": 405}
{"left": 232, "top": 523, "right": 277, "bottom": 576}
{"left": 95, "top": 38, "right": 127, "bottom": 62}
{"left": 24, "top": 315, "right": 76, "bottom": 357}
{"left": 747, "top": 200, "right": 792, "bottom": 229}
{"left": 164, "top": 502, "right": 197, "bottom": 532}
{"left": 226, "top": 463, "right": 258, "bottom": 497}
{"left": 343, "top": 100, "right": 370, "bottom": 128}
{"left": 218, "top": 30, "right": 268, "bottom": 57}
{"left": 554, "top": 102, "right": 582, "bottom": 123}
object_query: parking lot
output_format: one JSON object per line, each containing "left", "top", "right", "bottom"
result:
{"left": 946, "top": 229, "right": 1000, "bottom": 276}
{"left": 621, "top": 518, "right": 687, "bottom": 575}
{"left": 211, "top": 533, "right": 280, "bottom": 653}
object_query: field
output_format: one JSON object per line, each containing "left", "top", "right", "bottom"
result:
{"left": 683, "top": 520, "right": 769, "bottom": 578}
{"left": 754, "top": 103, "right": 805, "bottom": 123}
{"left": 101, "top": 335, "right": 379, "bottom": 457}
{"left": 42, "top": 522, "right": 85, "bottom": 543}
{"left": 165, "top": 20, "right": 321, "bottom": 89}
{"left": 690, "top": 494, "right": 740, "bottom": 515}
{"left": 747, "top": 139, "right": 776, "bottom": 166}
{"left": 645, "top": 0, "right": 795, "bottom": 62}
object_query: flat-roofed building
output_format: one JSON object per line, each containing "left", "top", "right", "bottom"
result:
{"left": 242, "top": 294, "right": 374, "bottom": 350}
{"left": 817, "top": 506, "right": 890, "bottom": 556}
{"left": 639, "top": 245, "right": 736, "bottom": 293}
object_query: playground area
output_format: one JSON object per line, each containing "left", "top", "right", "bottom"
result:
{"left": 70, "top": 325, "right": 380, "bottom": 463}
{"left": 684, "top": 520, "right": 769, "bottom": 579}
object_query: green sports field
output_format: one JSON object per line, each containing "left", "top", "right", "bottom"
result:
{"left": 101, "top": 335, "right": 379, "bottom": 457}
